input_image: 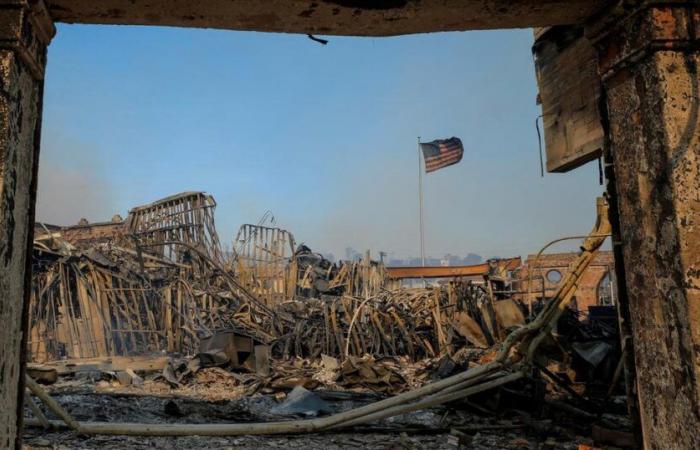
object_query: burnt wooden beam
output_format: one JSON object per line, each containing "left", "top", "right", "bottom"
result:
{"left": 44, "top": 0, "right": 610, "bottom": 36}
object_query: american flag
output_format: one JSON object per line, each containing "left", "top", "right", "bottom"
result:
{"left": 420, "top": 137, "right": 464, "bottom": 173}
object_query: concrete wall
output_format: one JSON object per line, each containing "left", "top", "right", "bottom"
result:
{"left": 589, "top": 4, "right": 700, "bottom": 448}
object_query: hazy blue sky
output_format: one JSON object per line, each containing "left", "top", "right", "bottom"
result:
{"left": 37, "top": 25, "right": 605, "bottom": 260}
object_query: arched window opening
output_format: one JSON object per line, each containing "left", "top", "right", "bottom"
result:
{"left": 597, "top": 271, "right": 616, "bottom": 306}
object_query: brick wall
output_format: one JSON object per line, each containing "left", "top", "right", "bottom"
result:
{"left": 514, "top": 251, "right": 614, "bottom": 313}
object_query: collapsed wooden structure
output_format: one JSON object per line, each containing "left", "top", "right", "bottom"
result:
{"left": 29, "top": 192, "right": 275, "bottom": 361}
{"left": 23, "top": 197, "right": 614, "bottom": 439}
{"left": 28, "top": 192, "right": 524, "bottom": 364}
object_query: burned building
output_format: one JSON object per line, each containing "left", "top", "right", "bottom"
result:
{"left": 515, "top": 251, "right": 615, "bottom": 314}
{"left": 20, "top": 193, "right": 630, "bottom": 448}
{"left": 28, "top": 192, "right": 529, "bottom": 363}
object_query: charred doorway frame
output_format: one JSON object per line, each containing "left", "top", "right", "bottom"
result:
{"left": 0, "top": 1, "right": 698, "bottom": 449}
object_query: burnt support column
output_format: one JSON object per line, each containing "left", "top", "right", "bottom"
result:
{"left": 589, "top": 3, "right": 700, "bottom": 448}
{"left": 0, "top": 1, "right": 53, "bottom": 449}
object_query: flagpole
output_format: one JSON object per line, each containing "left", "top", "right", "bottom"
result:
{"left": 418, "top": 137, "right": 425, "bottom": 268}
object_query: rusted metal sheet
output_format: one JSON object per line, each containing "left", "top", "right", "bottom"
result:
{"left": 494, "top": 299, "right": 526, "bottom": 329}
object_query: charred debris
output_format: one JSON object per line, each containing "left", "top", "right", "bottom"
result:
{"left": 24, "top": 192, "right": 633, "bottom": 449}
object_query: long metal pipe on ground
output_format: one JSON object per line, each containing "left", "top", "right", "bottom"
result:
{"left": 331, "top": 371, "right": 524, "bottom": 429}
{"left": 25, "top": 362, "right": 506, "bottom": 436}
{"left": 24, "top": 371, "right": 524, "bottom": 437}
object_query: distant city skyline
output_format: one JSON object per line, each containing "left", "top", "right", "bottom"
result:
{"left": 323, "top": 247, "right": 485, "bottom": 266}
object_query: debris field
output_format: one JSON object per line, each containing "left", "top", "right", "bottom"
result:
{"left": 23, "top": 192, "right": 634, "bottom": 449}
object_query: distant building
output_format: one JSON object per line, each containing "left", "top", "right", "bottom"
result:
{"left": 513, "top": 251, "right": 615, "bottom": 314}
{"left": 344, "top": 247, "right": 361, "bottom": 262}
{"left": 35, "top": 216, "right": 125, "bottom": 246}
{"left": 463, "top": 253, "right": 482, "bottom": 265}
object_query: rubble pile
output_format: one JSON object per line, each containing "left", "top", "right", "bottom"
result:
{"left": 29, "top": 234, "right": 278, "bottom": 361}
{"left": 30, "top": 232, "right": 519, "bottom": 363}
{"left": 23, "top": 193, "right": 635, "bottom": 449}
{"left": 29, "top": 191, "right": 524, "bottom": 365}
{"left": 272, "top": 286, "right": 524, "bottom": 361}
{"left": 25, "top": 343, "right": 634, "bottom": 449}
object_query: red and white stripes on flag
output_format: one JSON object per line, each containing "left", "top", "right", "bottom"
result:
{"left": 419, "top": 137, "right": 464, "bottom": 173}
